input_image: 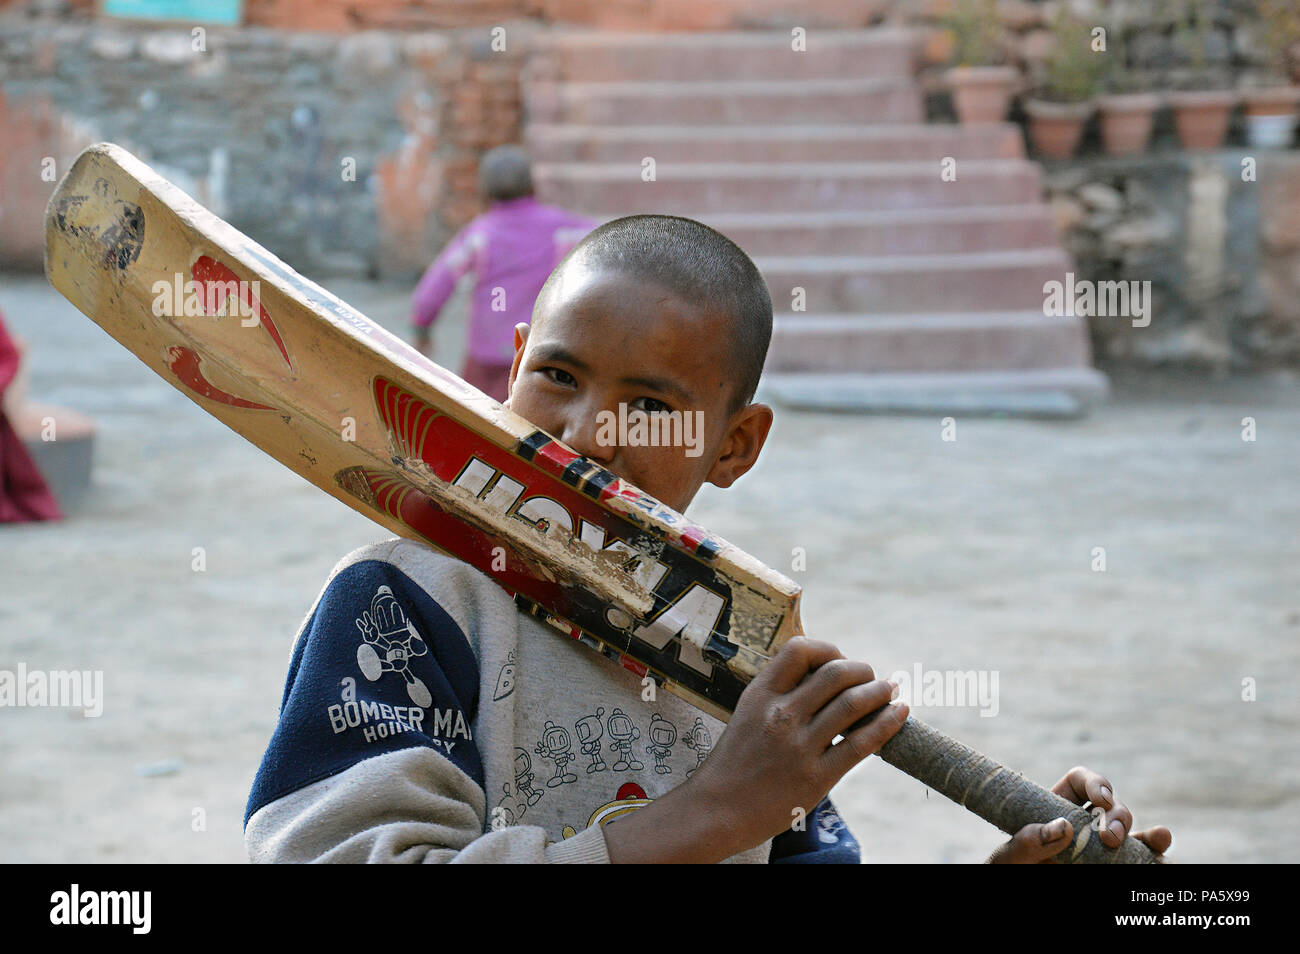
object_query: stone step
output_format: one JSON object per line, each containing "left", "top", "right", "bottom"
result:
{"left": 531, "top": 27, "right": 918, "bottom": 81}
{"left": 767, "top": 312, "right": 1089, "bottom": 373}
{"left": 755, "top": 249, "right": 1069, "bottom": 312}
{"left": 535, "top": 159, "right": 1043, "bottom": 214}
{"left": 757, "top": 367, "right": 1110, "bottom": 417}
{"left": 525, "top": 122, "right": 1025, "bottom": 162}
{"left": 15, "top": 401, "right": 95, "bottom": 513}
{"left": 523, "top": 77, "right": 924, "bottom": 126}
{"left": 697, "top": 205, "right": 1058, "bottom": 256}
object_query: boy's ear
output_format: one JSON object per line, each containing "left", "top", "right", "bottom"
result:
{"left": 505, "top": 322, "right": 530, "bottom": 404}
{"left": 706, "top": 402, "right": 773, "bottom": 490}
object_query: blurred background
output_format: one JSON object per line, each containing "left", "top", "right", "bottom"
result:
{"left": 1, "top": 0, "right": 1297, "bottom": 863}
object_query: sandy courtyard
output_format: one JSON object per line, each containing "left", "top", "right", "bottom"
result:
{"left": 1, "top": 271, "right": 1296, "bottom": 863}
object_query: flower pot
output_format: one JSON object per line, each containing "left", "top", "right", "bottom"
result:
{"left": 1244, "top": 112, "right": 1297, "bottom": 147}
{"left": 1097, "top": 93, "right": 1161, "bottom": 156}
{"left": 947, "top": 66, "right": 1019, "bottom": 124}
{"left": 1167, "top": 90, "right": 1236, "bottom": 150}
{"left": 1023, "top": 99, "right": 1093, "bottom": 159}
{"left": 1242, "top": 86, "right": 1300, "bottom": 148}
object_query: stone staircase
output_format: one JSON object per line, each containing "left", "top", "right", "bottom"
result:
{"left": 522, "top": 28, "right": 1108, "bottom": 415}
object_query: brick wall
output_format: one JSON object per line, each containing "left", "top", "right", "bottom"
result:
{"left": 243, "top": 0, "right": 538, "bottom": 32}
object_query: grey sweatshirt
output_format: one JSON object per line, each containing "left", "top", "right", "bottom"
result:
{"left": 243, "top": 538, "right": 783, "bottom": 863}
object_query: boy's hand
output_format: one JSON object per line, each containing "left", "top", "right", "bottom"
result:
{"left": 987, "top": 766, "right": 1173, "bottom": 863}
{"left": 603, "top": 637, "right": 905, "bottom": 863}
{"left": 687, "top": 636, "right": 908, "bottom": 856}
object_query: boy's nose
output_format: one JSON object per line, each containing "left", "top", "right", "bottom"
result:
{"left": 556, "top": 409, "right": 616, "bottom": 466}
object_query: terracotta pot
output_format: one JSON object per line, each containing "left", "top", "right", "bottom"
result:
{"left": 1023, "top": 99, "right": 1093, "bottom": 159}
{"left": 947, "top": 66, "right": 1019, "bottom": 124}
{"left": 1240, "top": 87, "right": 1300, "bottom": 147}
{"left": 1097, "top": 93, "right": 1161, "bottom": 156}
{"left": 1242, "top": 85, "right": 1300, "bottom": 116}
{"left": 1167, "top": 90, "right": 1236, "bottom": 150}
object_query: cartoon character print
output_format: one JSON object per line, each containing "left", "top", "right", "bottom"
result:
{"left": 605, "top": 707, "right": 643, "bottom": 772}
{"left": 514, "top": 747, "right": 543, "bottom": 807}
{"left": 534, "top": 720, "right": 578, "bottom": 788}
{"left": 682, "top": 717, "right": 713, "bottom": 777}
{"left": 575, "top": 707, "right": 607, "bottom": 774}
{"left": 646, "top": 713, "right": 677, "bottom": 775}
{"left": 354, "top": 585, "right": 432, "bottom": 707}
{"left": 817, "top": 802, "right": 848, "bottom": 845}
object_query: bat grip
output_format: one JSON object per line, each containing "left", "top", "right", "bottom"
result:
{"left": 871, "top": 716, "right": 1158, "bottom": 864}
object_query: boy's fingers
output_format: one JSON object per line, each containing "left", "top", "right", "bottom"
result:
{"left": 807, "top": 677, "right": 896, "bottom": 743}
{"left": 757, "top": 637, "right": 844, "bottom": 695}
{"left": 792, "top": 658, "right": 877, "bottom": 717}
{"left": 1052, "top": 766, "right": 1113, "bottom": 809}
{"left": 822, "top": 700, "right": 907, "bottom": 779}
{"left": 1098, "top": 801, "right": 1135, "bottom": 847}
{"left": 988, "top": 818, "right": 1072, "bottom": 864}
{"left": 1132, "top": 826, "right": 1173, "bottom": 856}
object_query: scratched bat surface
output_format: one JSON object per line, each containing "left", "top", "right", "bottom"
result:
{"left": 44, "top": 143, "right": 1156, "bottom": 863}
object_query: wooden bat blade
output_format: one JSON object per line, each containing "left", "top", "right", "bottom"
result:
{"left": 45, "top": 143, "right": 1156, "bottom": 863}
{"left": 43, "top": 142, "right": 801, "bottom": 720}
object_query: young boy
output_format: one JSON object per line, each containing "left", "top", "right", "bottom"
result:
{"left": 409, "top": 144, "right": 596, "bottom": 403}
{"left": 245, "top": 215, "right": 1171, "bottom": 863}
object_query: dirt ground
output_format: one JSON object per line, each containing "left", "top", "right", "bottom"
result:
{"left": 1, "top": 270, "right": 1296, "bottom": 863}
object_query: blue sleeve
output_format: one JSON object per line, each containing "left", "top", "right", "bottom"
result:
{"left": 768, "top": 798, "right": 861, "bottom": 864}
{"left": 244, "top": 559, "right": 483, "bottom": 827}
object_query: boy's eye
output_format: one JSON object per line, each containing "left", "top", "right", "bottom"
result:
{"left": 630, "top": 396, "right": 672, "bottom": 415}
{"left": 541, "top": 367, "right": 577, "bottom": 388}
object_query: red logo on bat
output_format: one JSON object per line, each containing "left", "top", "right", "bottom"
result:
{"left": 190, "top": 255, "right": 292, "bottom": 370}
{"left": 165, "top": 346, "right": 274, "bottom": 410}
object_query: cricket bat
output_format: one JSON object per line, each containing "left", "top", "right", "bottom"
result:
{"left": 45, "top": 143, "right": 1156, "bottom": 863}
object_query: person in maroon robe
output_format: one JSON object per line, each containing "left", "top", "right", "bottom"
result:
{"left": 0, "top": 309, "right": 62, "bottom": 522}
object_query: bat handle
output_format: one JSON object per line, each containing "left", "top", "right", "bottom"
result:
{"left": 874, "top": 716, "right": 1159, "bottom": 864}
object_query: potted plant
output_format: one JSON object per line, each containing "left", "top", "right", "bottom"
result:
{"left": 1097, "top": 11, "right": 1160, "bottom": 155}
{"left": 944, "top": 0, "right": 1018, "bottom": 124}
{"left": 1240, "top": 0, "right": 1300, "bottom": 147}
{"left": 1023, "top": 10, "right": 1104, "bottom": 159}
{"left": 1167, "top": 0, "right": 1236, "bottom": 150}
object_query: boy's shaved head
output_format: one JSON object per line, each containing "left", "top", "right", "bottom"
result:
{"left": 535, "top": 214, "right": 772, "bottom": 411}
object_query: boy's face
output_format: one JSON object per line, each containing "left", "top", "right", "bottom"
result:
{"left": 504, "top": 260, "right": 772, "bottom": 514}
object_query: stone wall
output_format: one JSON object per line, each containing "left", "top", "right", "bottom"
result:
{"left": 0, "top": 0, "right": 886, "bottom": 31}
{"left": 0, "top": 14, "right": 531, "bottom": 278}
{"left": 1043, "top": 150, "right": 1300, "bottom": 371}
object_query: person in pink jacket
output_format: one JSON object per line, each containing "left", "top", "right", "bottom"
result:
{"left": 410, "top": 145, "right": 597, "bottom": 402}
